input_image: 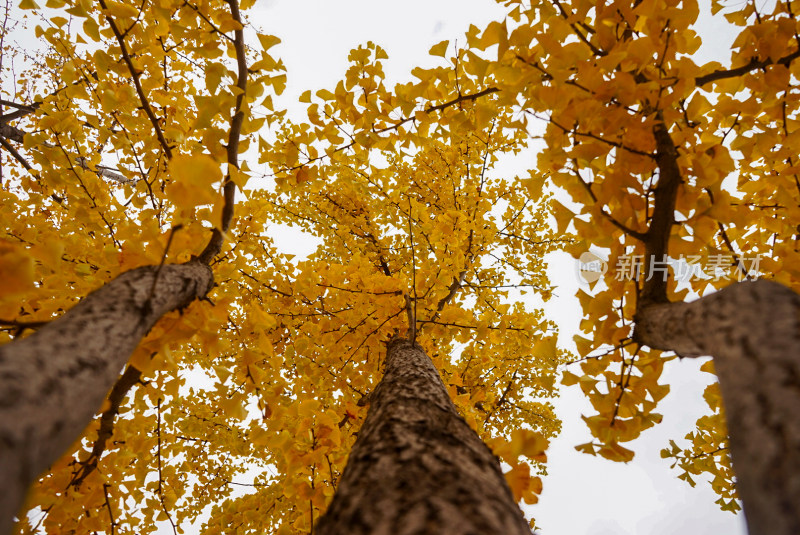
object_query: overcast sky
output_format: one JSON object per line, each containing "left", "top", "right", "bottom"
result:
{"left": 255, "top": 1, "right": 748, "bottom": 534}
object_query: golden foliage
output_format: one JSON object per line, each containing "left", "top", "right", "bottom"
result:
{"left": 7, "top": 0, "right": 792, "bottom": 526}
{"left": 2, "top": 0, "right": 562, "bottom": 533}
{"left": 465, "top": 0, "right": 800, "bottom": 511}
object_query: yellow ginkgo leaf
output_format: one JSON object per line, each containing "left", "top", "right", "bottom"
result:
{"left": 0, "top": 239, "right": 34, "bottom": 297}
{"left": 165, "top": 153, "right": 222, "bottom": 213}
{"left": 102, "top": 0, "right": 138, "bottom": 19}
{"left": 504, "top": 462, "right": 534, "bottom": 502}
{"left": 429, "top": 40, "right": 449, "bottom": 57}
{"left": 257, "top": 33, "right": 281, "bottom": 51}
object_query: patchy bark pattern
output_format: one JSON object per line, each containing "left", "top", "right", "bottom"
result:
{"left": 634, "top": 280, "right": 800, "bottom": 535}
{"left": 0, "top": 262, "right": 213, "bottom": 535}
{"left": 315, "top": 338, "right": 531, "bottom": 535}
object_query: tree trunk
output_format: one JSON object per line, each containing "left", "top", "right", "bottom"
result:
{"left": 0, "top": 262, "right": 213, "bottom": 535}
{"left": 634, "top": 279, "right": 800, "bottom": 535}
{"left": 315, "top": 337, "right": 531, "bottom": 535}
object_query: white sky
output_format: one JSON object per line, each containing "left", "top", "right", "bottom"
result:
{"left": 256, "top": 1, "right": 748, "bottom": 534}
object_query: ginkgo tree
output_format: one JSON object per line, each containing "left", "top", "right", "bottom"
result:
{"left": 246, "top": 42, "right": 565, "bottom": 532}
{"left": 258, "top": 0, "right": 800, "bottom": 532}
{"left": 0, "top": 0, "right": 285, "bottom": 530}
{"left": 0, "top": 1, "right": 566, "bottom": 534}
{"left": 440, "top": 0, "right": 800, "bottom": 534}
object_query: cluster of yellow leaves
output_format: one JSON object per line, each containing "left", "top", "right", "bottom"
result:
{"left": 457, "top": 0, "right": 800, "bottom": 509}
{"left": 202, "top": 43, "right": 567, "bottom": 527}
{"left": 3, "top": 3, "right": 569, "bottom": 532}
{"left": 487, "top": 428, "right": 548, "bottom": 505}
{"left": 562, "top": 348, "right": 671, "bottom": 462}
{"left": 2, "top": 0, "right": 287, "bottom": 531}
{"left": 165, "top": 154, "right": 223, "bottom": 225}
{"left": 660, "top": 361, "right": 739, "bottom": 513}
{"left": 262, "top": 41, "right": 519, "bottom": 182}
{"left": 0, "top": 238, "right": 35, "bottom": 298}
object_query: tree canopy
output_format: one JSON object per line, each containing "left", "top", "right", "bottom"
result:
{"left": 475, "top": 0, "right": 800, "bottom": 519}
{"left": 3, "top": 0, "right": 800, "bottom": 533}
{"left": 1, "top": 0, "right": 561, "bottom": 532}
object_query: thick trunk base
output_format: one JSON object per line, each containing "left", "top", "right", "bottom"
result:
{"left": 0, "top": 262, "right": 213, "bottom": 535}
{"left": 315, "top": 338, "right": 531, "bottom": 535}
{"left": 635, "top": 280, "right": 800, "bottom": 535}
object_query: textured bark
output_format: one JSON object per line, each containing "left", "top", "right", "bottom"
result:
{"left": 634, "top": 279, "right": 800, "bottom": 535}
{"left": 0, "top": 262, "right": 213, "bottom": 535}
{"left": 315, "top": 338, "right": 531, "bottom": 535}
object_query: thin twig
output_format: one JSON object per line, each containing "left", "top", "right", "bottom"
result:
{"left": 98, "top": 0, "right": 173, "bottom": 158}
{"left": 696, "top": 48, "right": 800, "bottom": 86}
{"left": 156, "top": 398, "right": 179, "bottom": 535}
{"left": 407, "top": 197, "right": 417, "bottom": 343}
{"left": 147, "top": 224, "right": 183, "bottom": 306}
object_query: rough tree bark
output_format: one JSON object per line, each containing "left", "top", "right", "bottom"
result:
{"left": 0, "top": 262, "right": 213, "bottom": 535}
{"left": 634, "top": 280, "right": 800, "bottom": 535}
{"left": 315, "top": 337, "right": 531, "bottom": 535}
{"left": 602, "top": 109, "right": 800, "bottom": 535}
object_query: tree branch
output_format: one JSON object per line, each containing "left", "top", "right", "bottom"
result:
{"left": 278, "top": 87, "right": 502, "bottom": 174}
{"left": 0, "top": 100, "right": 39, "bottom": 124}
{"left": 0, "top": 134, "right": 31, "bottom": 170}
{"left": 640, "top": 117, "right": 682, "bottom": 305}
{"left": 98, "top": 0, "right": 173, "bottom": 158}
{"left": 0, "top": 123, "right": 24, "bottom": 142}
{"left": 633, "top": 280, "right": 800, "bottom": 535}
{"left": 69, "top": 365, "right": 143, "bottom": 488}
{"left": 695, "top": 48, "right": 800, "bottom": 86}
{"left": 572, "top": 165, "right": 648, "bottom": 240}
{"left": 0, "top": 263, "right": 213, "bottom": 535}
{"left": 197, "top": 0, "right": 247, "bottom": 264}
